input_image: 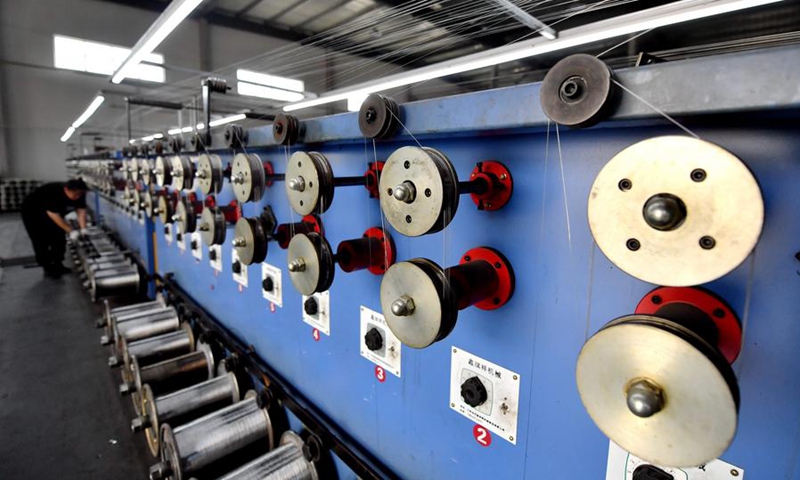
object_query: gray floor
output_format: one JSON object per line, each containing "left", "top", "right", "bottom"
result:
{"left": 0, "top": 215, "right": 153, "bottom": 479}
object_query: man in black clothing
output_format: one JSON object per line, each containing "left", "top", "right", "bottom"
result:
{"left": 21, "top": 179, "right": 88, "bottom": 277}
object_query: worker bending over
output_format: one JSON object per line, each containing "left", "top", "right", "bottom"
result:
{"left": 21, "top": 179, "right": 88, "bottom": 277}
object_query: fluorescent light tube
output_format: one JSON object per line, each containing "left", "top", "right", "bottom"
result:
{"left": 111, "top": 0, "right": 205, "bottom": 84}
{"left": 60, "top": 126, "right": 76, "bottom": 142}
{"left": 142, "top": 135, "right": 155, "bottom": 141}
{"left": 283, "top": 0, "right": 782, "bottom": 112}
{"left": 237, "top": 69, "right": 304, "bottom": 92}
{"left": 168, "top": 128, "right": 183, "bottom": 135}
{"left": 181, "top": 126, "right": 194, "bottom": 133}
{"left": 238, "top": 82, "right": 306, "bottom": 102}
{"left": 72, "top": 95, "right": 105, "bottom": 128}
{"left": 208, "top": 114, "right": 247, "bottom": 128}
{"left": 153, "top": 133, "right": 164, "bottom": 139}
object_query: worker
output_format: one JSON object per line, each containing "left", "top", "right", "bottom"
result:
{"left": 21, "top": 179, "right": 89, "bottom": 277}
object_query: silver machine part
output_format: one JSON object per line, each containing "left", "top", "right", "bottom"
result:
{"left": 113, "top": 307, "right": 180, "bottom": 345}
{"left": 90, "top": 266, "right": 140, "bottom": 303}
{"left": 214, "top": 431, "right": 318, "bottom": 480}
{"left": 121, "top": 324, "right": 195, "bottom": 370}
{"left": 153, "top": 394, "right": 273, "bottom": 480}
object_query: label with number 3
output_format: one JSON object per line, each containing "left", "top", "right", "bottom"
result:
{"left": 375, "top": 366, "right": 386, "bottom": 383}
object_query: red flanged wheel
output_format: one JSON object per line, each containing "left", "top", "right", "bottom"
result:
{"left": 364, "top": 161, "right": 384, "bottom": 198}
{"left": 365, "top": 227, "right": 396, "bottom": 275}
{"left": 470, "top": 161, "right": 513, "bottom": 211}
{"left": 222, "top": 201, "right": 242, "bottom": 223}
{"left": 264, "top": 161, "right": 275, "bottom": 187}
{"left": 302, "top": 214, "right": 323, "bottom": 236}
{"left": 204, "top": 195, "right": 217, "bottom": 208}
{"left": 459, "top": 247, "right": 515, "bottom": 311}
{"left": 635, "top": 286, "right": 742, "bottom": 363}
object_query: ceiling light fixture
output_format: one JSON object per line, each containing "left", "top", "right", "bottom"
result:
{"left": 60, "top": 95, "right": 105, "bottom": 142}
{"left": 283, "top": 0, "right": 782, "bottom": 112}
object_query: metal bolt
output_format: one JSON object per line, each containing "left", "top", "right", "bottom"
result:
{"left": 131, "top": 415, "right": 150, "bottom": 432}
{"left": 232, "top": 173, "right": 245, "bottom": 184}
{"left": 288, "top": 258, "right": 306, "bottom": 272}
{"left": 643, "top": 194, "right": 686, "bottom": 231}
{"left": 691, "top": 168, "right": 707, "bottom": 182}
{"left": 626, "top": 378, "right": 665, "bottom": 418}
{"left": 198, "top": 223, "right": 210, "bottom": 232}
{"left": 149, "top": 462, "right": 172, "bottom": 480}
{"left": 288, "top": 176, "right": 306, "bottom": 192}
{"left": 108, "top": 356, "right": 120, "bottom": 368}
{"left": 391, "top": 295, "right": 415, "bottom": 316}
{"left": 500, "top": 402, "right": 509, "bottom": 414}
{"left": 700, "top": 236, "right": 716, "bottom": 250}
{"left": 195, "top": 170, "right": 207, "bottom": 179}
{"left": 119, "top": 382, "right": 133, "bottom": 396}
{"left": 231, "top": 236, "right": 247, "bottom": 247}
{"left": 171, "top": 214, "right": 182, "bottom": 222}
{"left": 730, "top": 469, "right": 739, "bottom": 477}
{"left": 392, "top": 182, "right": 416, "bottom": 203}
{"left": 626, "top": 238, "right": 641, "bottom": 251}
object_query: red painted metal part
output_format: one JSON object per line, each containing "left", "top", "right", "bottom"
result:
{"left": 221, "top": 200, "right": 242, "bottom": 223}
{"left": 365, "top": 227, "right": 396, "bottom": 275}
{"left": 459, "top": 247, "right": 515, "bottom": 311}
{"left": 635, "top": 286, "right": 742, "bottom": 363}
{"left": 469, "top": 161, "right": 513, "bottom": 211}
{"left": 302, "top": 215, "right": 324, "bottom": 237}
{"left": 264, "top": 161, "right": 275, "bottom": 187}
{"left": 204, "top": 195, "right": 217, "bottom": 208}
{"left": 364, "top": 161, "right": 384, "bottom": 199}
{"left": 275, "top": 215, "right": 323, "bottom": 249}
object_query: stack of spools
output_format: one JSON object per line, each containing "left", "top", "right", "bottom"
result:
{"left": 0, "top": 179, "right": 42, "bottom": 212}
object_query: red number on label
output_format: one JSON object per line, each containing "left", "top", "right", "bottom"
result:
{"left": 269, "top": 303, "right": 276, "bottom": 313}
{"left": 312, "top": 329, "right": 320, "bottom": 341}
{"left": 375, "top": 366, "right": 386, "bottom": 382}
{"left": 473, "top": 425, "right": 492, "bottom": 447}
{"left": 238, "top": 284, "right": 244, "bottom": 293}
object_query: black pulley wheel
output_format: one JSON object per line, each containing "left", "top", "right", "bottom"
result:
{"left": 540, "top": 54, "right": 618, "bottom": 128}
{"left": 359, "top": 94, "right": 401, "bottom": 139}
{"left": 273, "top": 113, "right": 300, "bottom": 145}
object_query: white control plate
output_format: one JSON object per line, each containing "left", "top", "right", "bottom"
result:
{"left": 176, "top": 231, "right": 186, "bottom": 252}
{"left": 450, "top": 347, "right": 520, "bottom": 445}
{"left": 607, "top": 441, "right": 744, "bottom": 479}
{"left": 164, "top": 223, "right": 174, "bottom": 245}
{"left": 209, "top": 245, "right": 222, "bottom": 272}
{"left": 231, "top": 249, "right": 247, "bottom": 287}
{"left": 261, "top": 263, "right": 282, "bottom": 307}
{"left": 190, "top": 232, "right": 203, "bottom": 260}
{"left": 302, "top": 292, "right": 330, "bottom": 336}
{"left": 359, "top": 306, "right": 402, "bottom": 377}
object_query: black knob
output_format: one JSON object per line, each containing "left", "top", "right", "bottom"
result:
{"left": 176, "top": 233, "right": 183, "bottom": 242}
{"left": 460, "top": 376, "right": 488, "bottom": 408}
{"left": 304, "top": 297, "right": 318, "bottom": 316}
{"left": 209, "top": 250, "right": 217, "bottom": 260}
{"left": 191, "top": 240, "right": 198, "bottom": 250}
{"left": 262, "top": 276, "right": 274, "bottom": 292}
{"left": 364, "top": 327, "right": 383, "bottom": 351}
{"left": 232, "top": 261, "right": 242, "bottom": 274}
{"left": 633, "top": 465, "right": 673, "bottom": 480}
{"left": 163, "top": 227, "right": 169, "bottom": 234}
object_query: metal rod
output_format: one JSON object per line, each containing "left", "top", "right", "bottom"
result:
{"left": 334, "top": 176, "right": 366, "bottom": 187}
{"left": 489, "top": 0, "right": 557, "bottom": 39}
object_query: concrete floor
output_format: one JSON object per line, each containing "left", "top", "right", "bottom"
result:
{"left": 0, "top": 218, "right": 153, "bottom": 479}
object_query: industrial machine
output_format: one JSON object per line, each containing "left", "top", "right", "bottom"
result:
{"left": 71, "top": 45, "right": 800, "bottom": 479}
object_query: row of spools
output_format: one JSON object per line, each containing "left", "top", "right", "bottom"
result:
{"left": 89, "top": 260, "right": 324, "bottom": 478}
{"left": 69, "top": 227, "right": 141, "bottom": 302}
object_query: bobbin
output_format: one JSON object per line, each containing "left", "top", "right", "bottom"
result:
{"left": 273, "top": 113, "right": 301, "bottom": 145}
{"left": 155, "top": 191, "right": 180, "bottom": 224}
{"left": 154, "top": 156, "right": 172, "bottom": 187}
{"left": 150, "top": 392, "right": 274, "bottom": 480}
{"left": 168, "top": 135, "right": 183, "bottom": 154}
{"left": 169, "top": 156, "right": 195, "bottom": 191}
{"left": 285, "top": 151, "right": 384, "bottom": 215}
{"left": 133, "top": 372, "right": 240, "bottom": 457}
{"left": 380, "top": 247, "right": 514, "bottom": 348}
{"left": 588, "top": 136, "right": 764, "bottom": 286}
{"left": 214, "top": 431, "right": 319, "bottom": 480}
{"left": 380, "top": 146, "right": 513, "bottom": 237}
{"left": 224, "top": 124, "right": 248, "bottom": 149}
{"left": 98, "top": 295, "right": 166, "bottom": 329}
{"left": 576, "top": 287, "right": 742, "bottom": 467}
{"left": 198, "top": 200, "right": 240, "bottom": 246}
{"left": 195, "top": 153, "right": 224, "bottom": 195}
{"left": 139, "top": 158, "right": 155, "bottom": 186}
{"left": 173, "top": 194, "right": 202, "bottom": 235}
{"left": 113, "top": 323, "right": 195, "bottom": 371}
{"left": 110, "top": 306, "right": 181, "bottom": 347}
{"left": 358, "top": 93, "right": 401, "bottom": 139}
{"left": 540, "top": 53, "right": 619, "bottom": 128}
{"left": 286, "top": 228, "right": 395, "bottom": 295}
{"left": 230, "top": 153, "right": 284, "bottom": 203}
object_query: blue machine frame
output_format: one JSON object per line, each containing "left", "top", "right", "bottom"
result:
{"left": 92, "top": 45, "right": 800, "bottom": 480}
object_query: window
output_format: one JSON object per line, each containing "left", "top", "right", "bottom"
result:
{"left": 236, "top": 69, "right": 305, "bottom": 102}
{"left": 53, "top": 35, "right": 165, "bottom": 83}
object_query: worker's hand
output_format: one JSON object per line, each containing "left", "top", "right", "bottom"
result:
{"left": 80, "top": 228, "right": 88, "bottom": 237}
{"left": 68, "top": 230, "right": 81, "bottom": 242}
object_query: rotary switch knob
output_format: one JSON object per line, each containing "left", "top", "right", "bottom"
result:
{"left": 364, "top": 328, "right": 383, "bottom": 352}
{"left": 231, "top": 261, "right": 242, "bottom": 274}
{"left": 262, "top": 277, "right": 274, "bottom": 292}
{"left": 303, "top": 297, "right": 318, "bottom": 316}
{"left": 633, "top": 465, "right": 673, "bottom": 480}
{"left": 209, "top": 249, "right": 217, "bottom": 261}
{"left": 460, "top": 377, "right": 488, "bottom": 408}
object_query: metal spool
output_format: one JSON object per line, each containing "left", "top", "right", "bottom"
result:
{"left": 285, "top": 152, "right": 335, "bottom": 215}
{"left": 174, "top": 198, "right": 199, "bottom": 235}
{"left": 199, "top": 207, "right": 227, "bottom": 246}
{"left": 157, "top": 196, "right": 175, "bottom": 224}
{"left": 140, "top": 158, "right": 155, "bottom": 186}
{"left": 116, "top": 323, "right": 195, "bottom": 371}
{"left": 90, "top": 266, "right": 140, "bottom": 303}
{"left": 143, "top": 191, "right": 155, "bottom": 218}
{"left": 108, "top": 303, "right": 172, "bottom": 335}
{"left": 231, "top": 153, "right": 267, "bottom": 203}
{"left": 359, "top": 93, "right": 401, "bottom": 139}
{"left": 215, "top": 431, "right": 318, "bottom": 480}
{"left": 113, "top": 307, "right": 181, "bottom": 347}
{"left": 196, "top": 154, "right": 223, "bottom": 195}
{"left": 132, "top": 158, "right": 142, "bottom": 182}
{"left": 336, "top": 228, "right": 395, "bottom": 275}
{"left": 151, "top": 393, "right": 274, "bottom": 480}
{"left": 576, "top": 313, "right": 739, "bottom": 467}
{"left": 131, "top": 189, "right": 142, "bottom": 211}
{"left": 379, "top": 146, "right": 459, "bottom": 237}
{"left": 286, "top": 233, "right": 335, "bottom": 296}
{"left": 380, "top": 248, "right": 514, "bottom": 348}
{"left": 155, "top": 156, "right": 172, "bottom": 187}
{"left": 233, "top": 217, "right": 269, "bottom": 265}
{"left": 540, "top": 53, "right": 619, "bottom": 128}
{"left": 225, "top": 124, "right": 248, "bottom": 149}
{"left": 135, "top": 372, "right": 240, "bottom": 457}
{"left": 273, "top": 113, "right": 300, "bottom": 146}
{"left": 588, "top": 136, "right": 764, "bottom": 286}
{"left": 122, "top": 343, "right": 216, "bottom": 413}
{"left": 170, "top": 156, "right": 194, "bottom": 191}
{"left": 169, "top": 136, "right": 183, "bottom": 154}
{"left": 100, "top": 295, "right": 165, "bottom": 328}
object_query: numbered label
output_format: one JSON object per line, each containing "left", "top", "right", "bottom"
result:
{"left": 606, "top": 441, "right": 744, "bottom": 479}
{"left": 209, "top": 245, "right": 222, "bottom": 272}
{"left": 231, "top": 249, "right": 248, "bottom": 287}
{"left": 190, "top": 232, "right": 203, "bottom": 261}
{"left": 312, "top": 329, "right": 320, "bottom": 342}
{"left": 261, "top": 263, "right": 282, "bottom": 307}
{"left": 302, "top": 292, "right": 330, "bottom": 336}
{"left": 473, "top": 425, "right": 492, "bottom": 447}
{"left": 375, "top": 366, "right": 386, "bottom": 383}
{"left": 359, "top": 306, "right": 402, "bottom": 378}
{"left": 164, "top": 223, "right": 174, "bottom": 245}
{"left": 177, "top": 231, "right": 186, "bottom": 252}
